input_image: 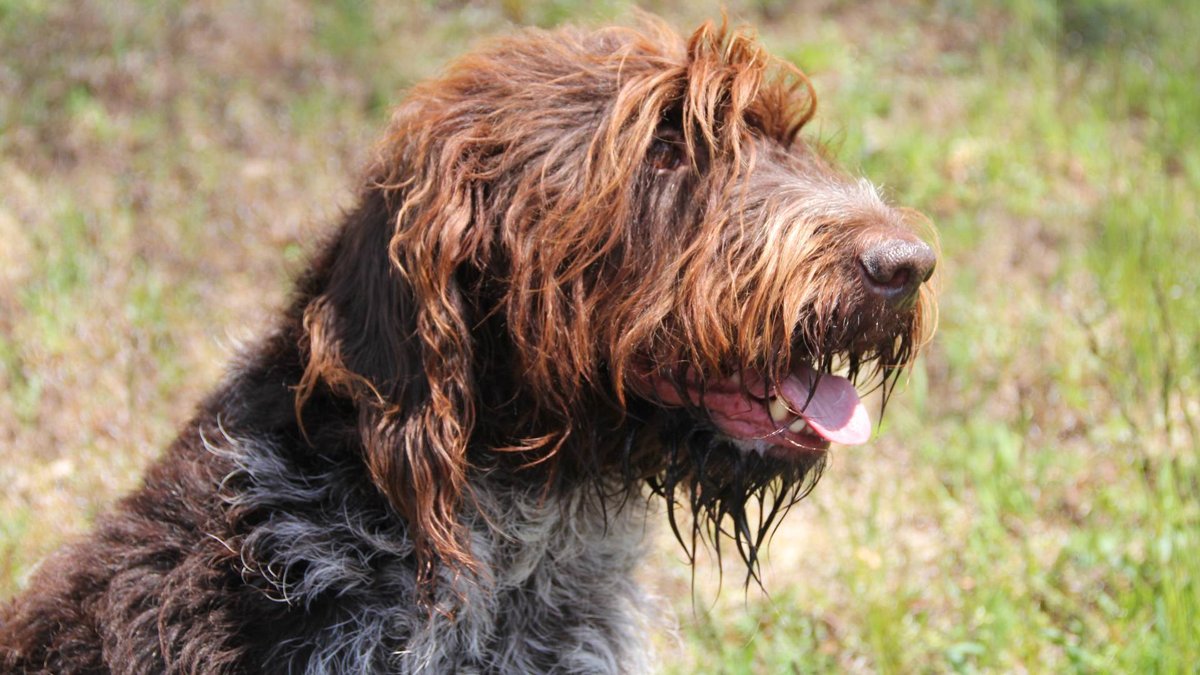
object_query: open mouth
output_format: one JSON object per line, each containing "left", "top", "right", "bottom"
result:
{"left": 649, "top": 363, "right": 871, "bottom": 458}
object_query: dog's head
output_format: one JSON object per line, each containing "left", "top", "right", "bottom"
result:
{"left": 299, "top": 18, "right": 937, "bottom": 589}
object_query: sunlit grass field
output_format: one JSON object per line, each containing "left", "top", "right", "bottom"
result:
{"left": 2, "top": 1, "right": 1197, "bottom": 672}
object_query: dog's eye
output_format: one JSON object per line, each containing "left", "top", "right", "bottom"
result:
{"left": 647, "top": 128, "right": 686, "bottom": 173}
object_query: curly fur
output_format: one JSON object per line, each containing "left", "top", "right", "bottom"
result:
{"left": 0, "top": 17, "right": 935, "bottom": 674}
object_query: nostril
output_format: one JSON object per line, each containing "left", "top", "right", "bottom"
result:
{"left": 859, "top": 239, "right": 936, "bottom": 306}
{"left": 891, "top": 268, "right": 911, "bottom": 290}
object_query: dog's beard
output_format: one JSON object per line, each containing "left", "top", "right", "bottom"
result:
{"left": 643, "top": 412, "right": 827, "bottom": 586}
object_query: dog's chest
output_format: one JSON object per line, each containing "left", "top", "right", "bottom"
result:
{"left": 226, "top": 441, "right": 654, "bottom": 674}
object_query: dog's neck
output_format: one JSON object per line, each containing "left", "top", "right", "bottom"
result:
{"left": 214, "top": 429, "right": 656, "bottom": 673}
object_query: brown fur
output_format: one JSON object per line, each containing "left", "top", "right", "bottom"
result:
{"left": 0, "top": 18, "right": 935, "bottom": 673}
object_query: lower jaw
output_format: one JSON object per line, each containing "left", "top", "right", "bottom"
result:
{"left": 724, "top": 430, "right": 830, "bottom": 459}
{"left": 705, "top": 405, "right": 832, "bottom": 458}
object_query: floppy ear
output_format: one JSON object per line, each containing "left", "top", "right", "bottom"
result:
{"left": 297, "top": 125, "right": 486, "bottom": 590}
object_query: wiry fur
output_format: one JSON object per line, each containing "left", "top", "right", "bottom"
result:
{"left": 216, "top": 429, "right": 654, "bottom": 674}
{"left": 0, "top": 17, "right": 935, "bottom": 674}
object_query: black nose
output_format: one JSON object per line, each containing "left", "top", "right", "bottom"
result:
{"left": 859, "top": 238, "right": 936, "bottom": 308}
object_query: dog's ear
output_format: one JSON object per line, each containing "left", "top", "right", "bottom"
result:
{"left": 297, "top": 130, "right": 487, "bottom": 591}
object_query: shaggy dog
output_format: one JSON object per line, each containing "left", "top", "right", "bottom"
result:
{"left": 0, "top": 18, "right": 936, "bottom": 674}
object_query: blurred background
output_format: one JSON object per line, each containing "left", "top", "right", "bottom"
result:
{"left": 1, "top": 0, "right": 1197, "bottom": 672}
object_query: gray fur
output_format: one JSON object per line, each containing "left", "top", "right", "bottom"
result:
{"left": 207, "top": 428, "right": 658, "bottom": 674}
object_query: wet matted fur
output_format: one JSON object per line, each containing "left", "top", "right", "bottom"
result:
{"left": 0, "top": 17, "right": 937, "bottom": 674}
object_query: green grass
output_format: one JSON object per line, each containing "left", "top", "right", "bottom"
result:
{"left": 2, "top": 0, "right": 1198, "bottom": 671}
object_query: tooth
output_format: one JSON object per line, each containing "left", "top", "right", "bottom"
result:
{"left": 769, "top": 397, "right": 790, "bottom": 423}
{"left": 789, "top": 418, "right": 808, "bottom": 433}
{"left": 729, "top": 372, "right": 741, "bottom": 385}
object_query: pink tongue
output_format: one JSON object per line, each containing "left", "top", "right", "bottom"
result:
{"left": 778, "top": 366, "right": 871, "bottom": 445}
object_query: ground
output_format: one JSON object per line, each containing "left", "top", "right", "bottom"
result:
{"left": 1, "top": 1, "right": 1198, "bottom": 672}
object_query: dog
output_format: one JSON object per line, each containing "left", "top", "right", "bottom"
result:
{"left": 0, "top": 17, "right": 936, "bottom": 674}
